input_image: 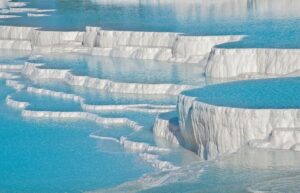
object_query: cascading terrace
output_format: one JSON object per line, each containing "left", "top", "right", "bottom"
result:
{"left": 2, "top": 61, "right": 182, "bottom": 172}
{"left": 1, "top": 25, "right": 300, "bottom": 163}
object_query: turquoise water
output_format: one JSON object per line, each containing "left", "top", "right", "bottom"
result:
{"left": 2, "top": 0, "right": 300, "bottom": 48}
{"left": 0, "top": 48, "right": 299, "bottom": 193}
{"left": 139, "top": 148, "right": 300, "bottom": 193}
{"left": 183, "top": 77, "right": 300, "bottom": 109}
{"left": 1, "top": 51, "right": 299, "bottom": 192}
{"left": 104, "top": 147, "right": 300, "bottom": 193}
{"left": 12, "top": 91, "right": 82, "bottom": 111}
{"left": 0, "top": 52, "right": 199, "bottom": 192}
{"left": 29, "top": 53, "right": 204, "bottom": 85}
{"left": 32, "top": 80, "right": 177, "bottom": 106}
{"left": 0, "top": 50, "right": 30, "bottom": 64}
{"left": 1, "top": 1, "right": 300, "bottom": 192}
{"left": 0, "top": 80, "right": 154, "bottom": 193}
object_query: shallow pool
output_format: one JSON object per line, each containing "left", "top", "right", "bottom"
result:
{"left": 1, "top": 1, "right": 300, "bottom": 192}
{"left": 29, "top": 53, "right": 204, "bottom": 85}
{"left": 2, "top": 0, "right": 300, "bottom": 48}
{"left": 0, "top": 51, "right": 200, "bottom": 192}
{"left": 0, "top": 80, "right": 154, "bottom": 192}
{"left": 183, "top": 77, "right": 300, "bottom": 109}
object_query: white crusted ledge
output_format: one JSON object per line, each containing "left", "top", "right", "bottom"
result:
{"left": 206, "top": 48, "right": 300, "bottom": 78}
{"left": 178, "top": 93, "right": 300, "bottom": 160}
{"left": 22, "top": 62, "right": 195, "bottom": 95}
{"left": 0, "top": 26, "right": 243, "bottom": 64}
{"left": 153, "top": 111, "right": 183, "bottom": 145}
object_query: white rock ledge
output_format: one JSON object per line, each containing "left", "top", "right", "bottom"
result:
{"left": 2, "top": 26, "right": 300, "bottom": 79}
{"left": 0, "top": 72, "right": 19, "bottom": 79}
{"left": 5, "top": 93, "right": 143, "bottom": 131}
{"left": 139, "top": 153, "right": 179, "bottom": 171}
{"left": 120, "top": 137, "right": 170, "bottom": 153}
{"left": 178, "top": 93, "right": 300, "bottom": 160}
{"left": 0, "top": 64, "right": 24, "bottom": 71}
{"left": 27, "top": 86, "right": 176, "bottom": 113}
{"left": 22, "top": 110, "right": 143, "bottom": 131}
{"left": 6, "top": 95, "right": 29, "bottom": 109}
{"left": 22, "top": 62, "right": 195, "bottom": 95}
{"left": 6, "top": 79, "right": 25, "bottom": 91}
{"left": 250, "top": 127, "right": 300, "bottom": 151}
{"left": 0, "top": 26, "right": 243, "bottom": 64}
{"left": 206, "top": 48, "right": 300, "bottom": 78}
{"left": 153, "top": 111, "right": 184, "bottom": 145}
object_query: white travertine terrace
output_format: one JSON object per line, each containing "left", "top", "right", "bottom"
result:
{"left": 22, "top": 62, "right": 195, "bottom": 95}
{"left": 6, "top": 95, "right": 29, "bottom": 109}
{"left": 0, "top": 15, "right": 20, "bottom": 19}
{"left": 5, "top": 86, "right": 143, "bottom": 131}
{"left": 120, "top": 137, "right": 170, "bottom": 153}
{"left": 84, "top": 27, "right": 243, "bottom": 63}
{"left": 6, "top": 85, "right": 178, "bottom": 171}
{"left": 3, "top": 26, "right": 300, "bottom": 79}
{"left": 6, "top": 8, "right": 55, "bottom": 14}
{"left": 0, "top": 64, "right": 24, "bottom": 71}
{"left": 21, "top": 110, "right": 142, "bottom": 130}
{"left": 0, "top": 72, "right": 19, "bottom": 79}
{"left": 27, "top": 13, "right": 50, "bottom": 17}
{"left": 82, "top": 103, "right": 175, "bottom": 114}
{"left": 177, "top": 93, "right": 300, "bottom": 160}
{"left": 5, "top": 92, "right": 143, "bottom": 132}
{"left": 26, "top": 86, "right": 176, "bottom": 113}
{"left": 153, "top": 111, "right": 183, "bottom": 145}
{"left": 90, "top": 134, "right": 178, "bottom": 171}
{"left": 0, "top": 39, "right": 31, "bottom": 50}
{"left": 206, "top": 48, "right": 300, "bottom": 78}
{"left": 250, "top": 128, "right": 300, "bottom": 151}
{"left": 0, "top": 26, "right": 243, "bottom": 64}
{"left": 2, "top": 65, "right": 176, "bottom": 171}
{"left": 0, "top": 26, "right": 35, "bottom": 40}
{"left": 1, "top": 24, "right": 300, "bottom": 164}
{"left": 13, "top": 106, "right": 142, "bottom": 131}
{"left": 8, "top": 2, "right": 27, "bottom": 8}
{"left": 139, "top": 153, "right": 180, "bottom": 171}
{"left": 27, "top": 86, "right": 83, "bottom": 102}
{"left": 6, "top": 79, "right": 26, "bottom": 91}
{"left": 120, "top": 137, "right": 178, "bottom": 171}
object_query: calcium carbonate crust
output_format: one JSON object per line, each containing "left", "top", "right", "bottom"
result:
{"left": 2, "top": 25, "right": 300, "bottom": 163}
{"left": 153, "top": 111, "right": 184, "bottom": 145}
{"left": 0, "top": 26, "right": 243, "bottom": 64}
{"left": 178, "top": 93, "right": 300, "bottom": 160}
{"left": 4, "top": 74, "right": 178, "bottom": 172}
{"left": 1, "top": 27, "right": 300, "bottom": 79}
{"left": 21, "top": 62, "right": 195, "bottom": 95}
{"left": 206, "top": 48, "right": 300, "bottom": 78}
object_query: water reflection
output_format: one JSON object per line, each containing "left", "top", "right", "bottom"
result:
{"left": 91, "top": 0, "right": 300, "bottom": 20}
{"left": 99, "top": 147, "right": 300, "bottom": 193}
{"left": 30, "top": 53, "right": 204, "bottom": 85}
{"left": 1, "top": 0, "right": 297, "bottom": 47}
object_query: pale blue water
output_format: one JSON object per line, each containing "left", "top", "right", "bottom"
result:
{"left": 12, "top": 91, "right": 82, "bottom": 111}
{"left": 29, "top": 53, "right": 204, "bottom": 85}
{"left": 0, "top": 43, "right": 299, "bottom": 193}
{"left": 0, "top": 80, "right": 154, "bottom": 193}
{"left": 0, "top": 52, "right": 194, "bottom": 192}
{"left": 105, "top": 147, "right": 300, "bottom": 193}
{"left": 1, "top": 0, "right": 300, "bottom": 192}
{"left": 0, "top": 50, "right": 30, "bottom": 64}
{"left": 183, "top": 77, "right": 300, "bottom": 109}
{"left": 33, "top": 81, "right": 177, "bottom": 106}
{"left": 2, "top": 0, "right": 300, "bottom": 48}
